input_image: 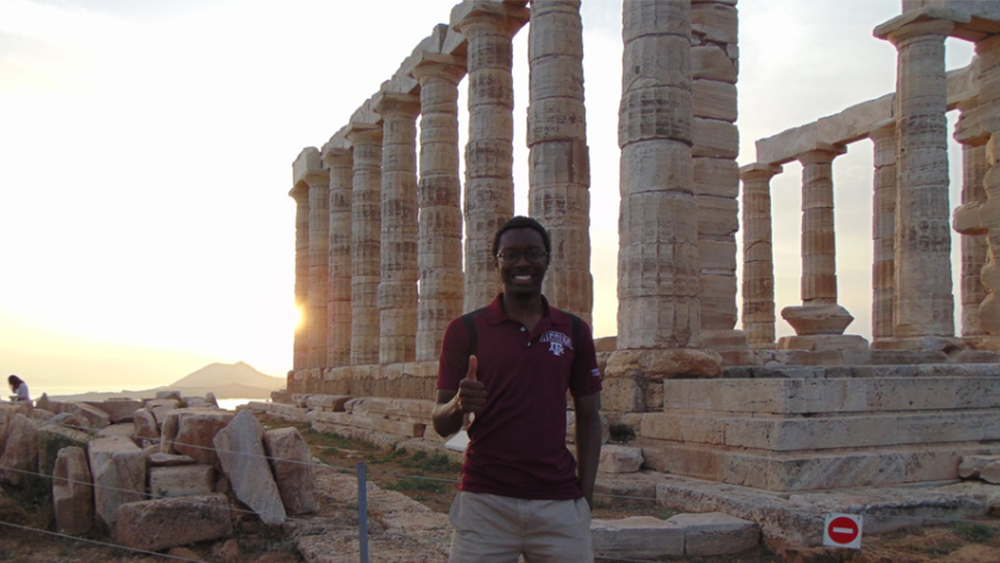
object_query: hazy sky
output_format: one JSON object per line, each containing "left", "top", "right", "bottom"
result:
{"left": 0, "top": 0, "right": 976, "bottom": 392}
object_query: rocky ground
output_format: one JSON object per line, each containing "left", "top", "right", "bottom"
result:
{"left": 2, "top": 420, "right": 1000, "bottom": 562}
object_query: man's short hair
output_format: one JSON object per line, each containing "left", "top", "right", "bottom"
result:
{"left": 492, "top": 216, "right": 551, "bottom": 256}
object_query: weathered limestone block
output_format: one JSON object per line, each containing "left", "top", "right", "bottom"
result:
{"left": 781, "top": 304, "right": 854, "bottom": 336}
{"left": 304, "top": 394, "right": 351, "bottom": 411}
{"left": 88, "top": 436, "right": 145, "bottom": 528}
{"left": 38, "top": 422, "right": 92, "bottom": 478}
{"left": 263, "top": 427, "right": 318, "bottom": 515}
{"left": 692, "top": 45, "right": 737, "bottom": 83}
{"left": 0, "top": 414, "right": 38, "bottom": 486}
{"left": 133, "top": 408, "right": 159, "bottom": 448}
{"left": 599, "top": 445, "right": 644, "bottom": 474}
{"left": 168, "top": 408, "right": 235, "bottom": 465}
{"left": 147, "top": 452, "right": 195, "bottom": 466}
{"left": 85, "top": 398, "right": 142, "bottom": 423}
{"left": 146, "top": 399, "right": 180, "bottom": 425}
{"left": 59, "top": 402, "right": 110, "bottom": 430}
{"left": 981, "top": 462, "right": 1000, "bottom": 484}
{"left": 155, "top": 391, "right": 182, "bottom": 401}
{"left": 959, "top": 455, "right": 1000, "bottom": 479}
{"left": 693, "top": 81, "right": 738, "bottom": 122}
{"left": 148, "top": 465, "right": 214, "bottom": 498}
{"left": 213, "top": 410, "right": 286, "bottom": 525}
{"left": 592, "top": 516, "right": 684, "bottom": 559}
{"left": 53, "top": 446, "right": 93, "bottom": 535}
{"left": 605, "top": 349, "right": 723, "bottom": 380}
{"left": 667, "top": 512, "right": 759, "bottom": 556}
{"left": 114, "top": 493, "right": 232, "bottom": 552}
{"left": 34, "top": 393, "right": 53, "bottom": 413}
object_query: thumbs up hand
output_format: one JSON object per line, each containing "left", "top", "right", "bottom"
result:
{"left": 456, "top": 355, "right": 486, "bottom": 418}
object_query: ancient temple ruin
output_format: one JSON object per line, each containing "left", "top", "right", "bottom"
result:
{"left": 286, "top": 0, "right": 1000, "bottom": 495}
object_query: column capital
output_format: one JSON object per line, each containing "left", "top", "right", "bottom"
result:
{"left": 739, "top": 162, "right": 782, "bottom": 181}
{"left": 869, "top": 118, "right": 897, "bottom": 141}
{"left": 451, "top": 0, "right": 530, "bottom": 36}
{"left": 321, "top": 147, "right": 352, "bottom": 169}
{"left": 288, "top": 183, "right": 309, "bottom": 201}
{"left": 344, "top": 121, "right": 382, "bottom": 144}
{"left": 797, "top": 143, "right": 847, "bottom": 165}
{"left": 372, "top": 92, "right": 421, "bottom": 118}
{"left": 410, "top": 52, "right": 467, "bottom": 84}
{"left": 292, "top": 147, "right": 326, "bottom": 187}
{"left": 875, "top": 9, "right": 961, "bottom": 45}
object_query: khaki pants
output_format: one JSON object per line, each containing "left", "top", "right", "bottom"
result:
{"left": 447, "top": 491, "right": 594, "bottom": 563}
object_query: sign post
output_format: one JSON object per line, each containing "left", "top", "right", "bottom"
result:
{"left": 823, "top": 513, "right": 863, "bottom": 549}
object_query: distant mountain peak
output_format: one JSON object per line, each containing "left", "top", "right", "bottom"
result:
{"left": 169, "top": 362, "right": 283, "bottom": 390}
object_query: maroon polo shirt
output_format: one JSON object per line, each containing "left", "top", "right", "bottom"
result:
{"left": 437, "top": 294, "right": 602, "bottom": 500}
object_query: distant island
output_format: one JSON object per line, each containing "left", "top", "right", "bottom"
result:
{"left": 48, "top": 361, "right": 285, "bottom": 402}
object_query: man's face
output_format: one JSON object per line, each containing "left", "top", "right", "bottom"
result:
{"left": 495, "top": 228, "right": 549, "bottom": 298}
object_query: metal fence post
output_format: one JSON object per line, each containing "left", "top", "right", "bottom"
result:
{"left": 357, "top": 462, "right": 369, "bottom": 563}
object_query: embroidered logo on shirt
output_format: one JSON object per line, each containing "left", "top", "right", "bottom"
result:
{"left": 592, "top": 368, "right": 600, "bottom": 378}
{"left": 540, "top": 330, "right": 573, "bottom": 357}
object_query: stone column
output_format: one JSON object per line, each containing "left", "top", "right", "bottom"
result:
{"left": 345, "top": 123, "right": 383, "bottom": 366}
{"left": 374, "top": 92, "right": 421, "bottom": 365}
{"left": 452, "top": 2, "right": 529, "bottom": 312}
{"left": 953, "top": 32, "right": 1000, "bottom": 345}
{"left": 288, "top": 181, "right": 310, "bottom": 371}
{"left": 411, "top": 54, "right": 466, "bottom": 362}
{"left": 871, "top": 120, "right": 897, "bottom": 341}
{"left": 306, "top": 157, "right": 330, "bottom": 370}
{"left": 527, "top": 0, "right": 593, "bottom": 324}
{"left": 876, "top": 14, "right": 958, "bottom": 346}
{"left": 691, "top": 0, "right": 744, "bottom": 358}
{"left": 321, "top": 145, "right": 353, "bottom": 368}
{"left": 960, "top": 142, "right": 988, "bottom": 336}
{"left": 605, "top": 0, "right": 721, "bottom": 393}
{"left": 779, "top": 145, "right": 868, "bottom": 352}
{"left": 739, "top": 163, "right": 781, "bottom": 347}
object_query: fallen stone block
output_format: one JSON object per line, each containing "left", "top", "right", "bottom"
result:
{"left": 146, "top": 400, "right": 180, "bottom": 425}
{"left": 264, "top": 427, "right": 318, "bottom": 515}
{"left": 667, "top": 512, "right": 759, "bottom": 556}
{"left": 214, "top": 410, "right": 286, "bottom": 525}
{"left": 85, "top": 399, "right": 142, "bottom": 423}
{"left": 133, "top": 408, "right": 159, "bottom": 449}
{"left": 149, "top": 465, "right": 215, "bottom": 498}
{"left": 38, "top": 422, "right": 92, "bottom": 478}
{"left": 53, "top": 446, "right": 93, "bottom": 535}
{"left": 982, "top": 462, "right": 1000, "bottom": 484}
{"left": 147, "top": 452, "right": 195, "bottom": 467}
{"left": 168, "top": 408, "right": 235, "bottom": 465}
{"left": 97, "top": 423, "right": 136, "bottom": 442}
{"left": 115, "top": 493, "right": 232, "bottom": 552}
{"left": 960, "top": 455, "right": 1000, "bottom": 479}
{"left": 304, "top": 394, "right": 351, "bottom": 411}
{"left": 59, "top": 402, "right": 110, "bottom": 430}
{"left": 89, "top": 436, "right": 145, "bottom": 528}
{"left": 0, "top": 414, "right": 39, "bottom": 487}
{"left": 592, "top": 516, "right": 685, "bottom": 559}
{"left": 599, "top": 445, "right": 644, "bottom": 474}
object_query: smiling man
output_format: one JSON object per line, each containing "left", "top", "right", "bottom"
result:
{"left": 432, "top": 216, "right": 603, "bottom": 563}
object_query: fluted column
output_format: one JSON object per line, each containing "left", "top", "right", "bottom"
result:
{"left": 322, "top": 146, "right": 353, "bottom": 367}
{"left": 870, "top": 121, "right": 898, "bottom": 341}
{"left": 692, "top": 0, "right": 741, "bottom": 345}
{"left": 739, "top": 163, "right": 781, "bottom": 347}
{"left": 527, "top": 0, "right": 593, "bottom": 324}
{"left": 452, "top": 3, "right": 529, "bottom": 312}
{"left": 411, "top": 54, "right": 466, "bottom": 362}
{"left": 375, "top": 93, "right": 421, "bottom": 365}
{"left": 289, "top": 182, "right": 310, "bottom": 371}
{"left": 780, "top": 145, "right": 865, "bottom": 343}
{"left": 953, "top": 32, "right": 1000, "bottom": 343}
{"left": 600, "top": 0, "right": 722, "bottom": 388}
{"left": 346, "top": 124, "right": 383, "bottom": 366}
{"left": 306, "top": 161, "right": 330, "bottom": 370}
{"left": 877, "top": 15, "right": 957, "bottom": 342}
{"left": 960, "top": 142, "right": 988, "bottom": 336}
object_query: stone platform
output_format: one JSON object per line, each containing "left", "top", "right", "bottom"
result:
{"left": 617, "top": 364, "right": 1000, "bottom": 492}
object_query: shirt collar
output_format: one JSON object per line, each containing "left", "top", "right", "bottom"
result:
{"left": 483, "top": 293, "right": 562, "bottom": 326}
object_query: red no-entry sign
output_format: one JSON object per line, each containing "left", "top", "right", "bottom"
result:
{"left": 823, "top": 513, "right": 863, "bottom": 549}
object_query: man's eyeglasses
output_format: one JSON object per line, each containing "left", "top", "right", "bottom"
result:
{"left": 496, "top": 250, "right": 548, "bottom": 264}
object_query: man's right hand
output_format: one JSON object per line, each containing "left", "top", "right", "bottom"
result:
{"left": 456, "top": 355, "right": 485, "bottom": 416}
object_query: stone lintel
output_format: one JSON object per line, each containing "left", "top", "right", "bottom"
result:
{"left": 320, "top": 126, "right": 351, "bottom": 163}
{"left": 292, "top": 147, "right": 323, "bottom": 187}
{"left": 442, "top": 27, "right": 467, "bottom": 57}
{"left": 450, "top": 0, "right": 530, "bottom": 34}
{"left": 873, "top": 7, "right": 969, "bottom": 41}
{"left": 348, "top": 98, "right": 381, "bottom": 130}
